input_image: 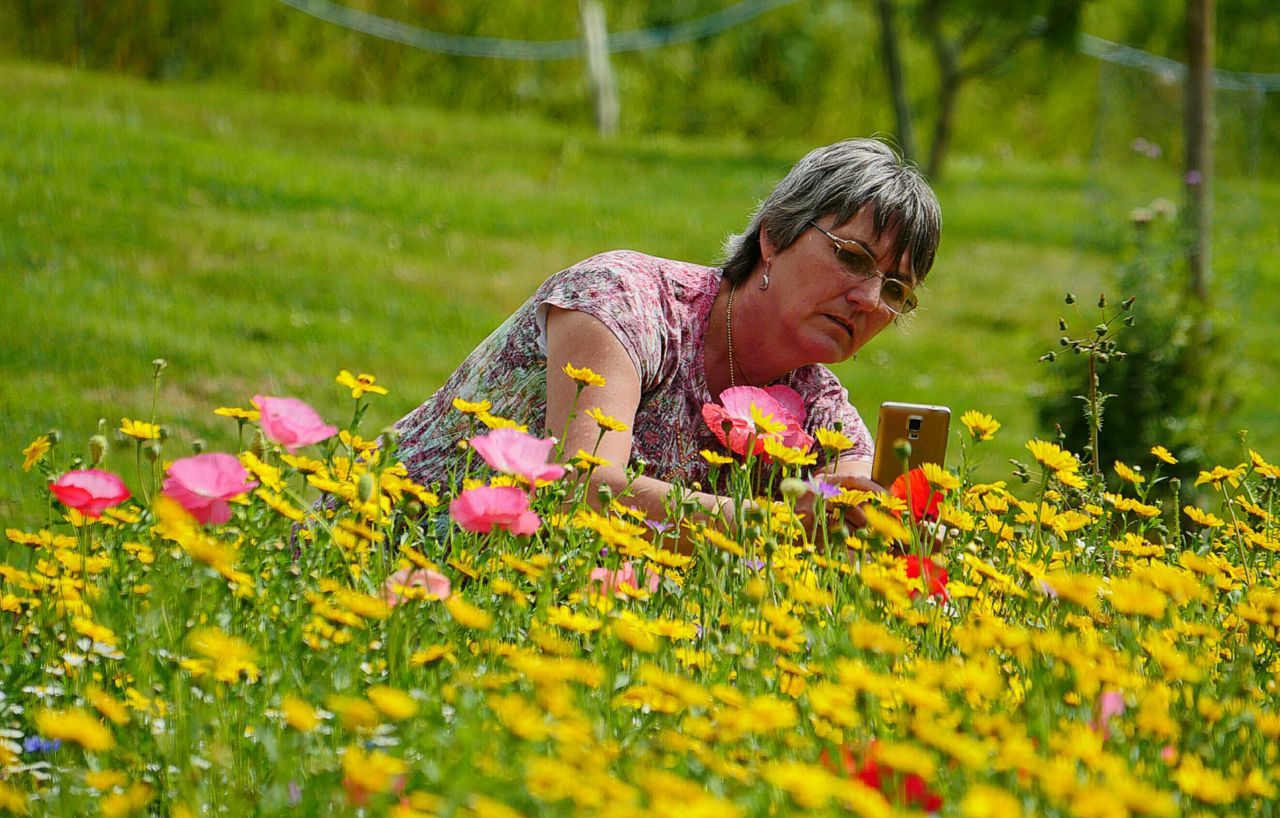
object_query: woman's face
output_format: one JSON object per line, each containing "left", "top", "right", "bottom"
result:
{"left": 760, "top": 207, "right": 915, "bottom": 366}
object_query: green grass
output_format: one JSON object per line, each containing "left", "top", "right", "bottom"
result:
{"left": 2, "top": 59, "right": 1278, "bottom": 525}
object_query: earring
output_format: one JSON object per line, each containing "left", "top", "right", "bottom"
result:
{"left": 759, "top": 259, "right": 771, "bottom": 291}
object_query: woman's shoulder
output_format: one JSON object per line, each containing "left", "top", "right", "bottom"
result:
{"left": 559, "top": 250, "right": 719, "bottom": 292}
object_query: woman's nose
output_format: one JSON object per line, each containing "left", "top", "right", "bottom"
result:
{"left": 845, "top": 272, "right": 884, "bottom": 312}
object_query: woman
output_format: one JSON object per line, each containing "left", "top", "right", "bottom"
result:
{"left": 394, "top": 138, "right": 941, "bottom": 528}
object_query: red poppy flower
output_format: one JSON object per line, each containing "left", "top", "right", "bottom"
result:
{"left": 888, "top": 467, "right": 945, "bottom": 523}
{"left": 902, "top": 554, "right": 949, "bottom": 600}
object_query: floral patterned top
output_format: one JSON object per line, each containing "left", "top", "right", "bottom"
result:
{"left": 393, "top": 251, "right": 873, "bottom": 488}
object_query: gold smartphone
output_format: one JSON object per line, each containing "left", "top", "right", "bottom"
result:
{"left": 871, "top": 402, "right": 951, "bottom": 488}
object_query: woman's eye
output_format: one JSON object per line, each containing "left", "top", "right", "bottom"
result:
{"left": 836, "top": 247, "right": 875, "bottom": 276}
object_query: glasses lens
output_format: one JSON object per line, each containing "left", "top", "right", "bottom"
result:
{"left": 834, "top": 243, "right": 877, "bottom": 277}
{"left": 881, "top": 279, "right": 917, "bottom": 314}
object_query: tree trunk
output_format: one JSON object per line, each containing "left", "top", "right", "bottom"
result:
{"left": 926, "top": 70, "right": 961, "bottom": 181}
{"left": 875, "top": 0, "right": 915, "bottom": 162}
{"left": 1184, "top": 0, "right": 1213, "bottom": 302}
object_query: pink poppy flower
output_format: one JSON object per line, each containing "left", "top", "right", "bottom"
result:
{"left": 253, "top": 395, "right": 338, "bottom": 452}
{"left": 1091, "top": 689, "right": 1126, "bottom": 738}
{"left": 701, "top": 385, "right": 813, "bottom": 456}
{"left": 449, "top": 485, "right": 541, "bottom": 536}
{"left": 49, "top": 469, "right": 131, "bottom": 518}
{"left": 162, "top": 453, "right": 258, "bottom": 525}
{"left": 468, "top": 427, "right": 566, "bottom": 486}
{"left": 588, "top": 561, "right": 660, "bottom": 599}
{"left": 381, "top": 568, "right": 451, "bottom": 606}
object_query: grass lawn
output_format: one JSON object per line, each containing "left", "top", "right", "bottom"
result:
{"left": 2, "top": 60, "right": 1277, "bottom": 525}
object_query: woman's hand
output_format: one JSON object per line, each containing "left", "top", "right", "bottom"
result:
{"left": 796, "top": 473, "right": 885, "bottom": 544}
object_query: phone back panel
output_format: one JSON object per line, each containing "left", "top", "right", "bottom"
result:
{"left": 871, "top": 402, "right": 951, "bottom": 488}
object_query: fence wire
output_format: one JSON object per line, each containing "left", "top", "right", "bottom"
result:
{"left": 273, "top": 0, "right": 797, "bottom": 61}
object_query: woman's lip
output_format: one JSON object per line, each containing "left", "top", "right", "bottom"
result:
{"left": 826, "top": 315, "right": 853, "bottom": 337}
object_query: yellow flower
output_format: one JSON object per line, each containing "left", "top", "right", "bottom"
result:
{"left": 368, "top": 686, "right": 418, "bottom": 721}
{"left": 700, "top": 449, "right": 734, "bottom": 466}
{"left": 872, "top": 739, "right": 936, "bottom": 779}
{"left": 862, "top": 506, "right": 910, "bottom": 543}
{"left": 342, "top": 745, "right": 408, "bottom": 794}
{"left": 585, "top": 407, "right": 628, "bottom": 433}
{"left": 21, "top": 435, "right": 51, "bottom": 472}
{"left": 922, "top": 462, "right": 960, "bottom": 491}
{"left": 1026, "top": 439, "right": 1078, "bottom": 473}
{"left": 815, "top": 428, "right": 854, "bottom": 452}
{"left": 1249, "top": 449, "right": 1280, "bottom": 479}
{"left": 35, "top": 707, "right": 114, "bottom": 752}
{"left": 1183, "top": 505, "right": 1225, "bottom": 528}
{"left": 476, "top": 411, "right": 528, "bottom": 432}
{"left": 445, "top": 596, "right": 493, "bottom": 631}
{"left": 186, "top": 628, "right": 261, "bottom": 683}
{"left": 1113, "top": 460, "right": 1145, "bottom": 484}
{"left": 1151, "top": 445, "right": 1178, "bottom": 465}
{"left": 762, "top": 436, "right": 817, "bottom": 467}
{"left": 214, "top": 406, "right": 260, "bottom": 422}
{"left": 86, "top": 685, "right": 130, "bottom": 726}
{"left": 960, "top": 410, "right": 1001, "bottom": 441}
{"left": 281, "top": 694, "right": 320, "bottom": 732}
{"left": 0, "top": 781, "right": 28, "bottom": 816}
{"left": 1194, "top": 464, "right": 1246, "bottom": 489}
{"left": 749, "top": 404, "right": 787, "bottom": 437}
{"left": 547, "top": 604, "right": 602, "bottom": 634}
{"left": 961, "top": 785, "right": 1021, "bottom": 818}
{"left": 452, "top": 396, "right": 492, "bottom": 415}
{"left": 84, "top": 769, "right": 128, "bottom": 791}
{"left": 336, "top": 370, "right": 389, "bottom": 398}
{"left": 327, "top": 695, "right": 380, "bottom": 730}
{"left": 563, "top": 363, "right": 606, "bottom": 387}
{"left": 573, "top": 449, "right": 611, "bottom": 469}
{"left": 99, "top": 783, "right": 153, "bottom": 818}
{"left": 119, "top": 418, "right": 160, "bottom": 441}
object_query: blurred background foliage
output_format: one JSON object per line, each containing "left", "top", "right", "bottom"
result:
{"left": 0, "top": 0, "right": 1276, "bottom": 169}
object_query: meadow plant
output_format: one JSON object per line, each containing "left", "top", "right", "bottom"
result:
{"left": 2, "top": 357, "right": 1278, "bottom": 817}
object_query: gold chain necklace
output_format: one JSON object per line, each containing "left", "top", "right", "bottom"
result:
{"left": 726, "top": 282, "right": 793, "bottom": 390}
{"left": 726, "top": 283, "right": 748, "bottom": 389}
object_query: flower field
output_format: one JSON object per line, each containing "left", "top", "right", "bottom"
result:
{"left": 2, "top": 365, "right": 1279, "bottom": 818}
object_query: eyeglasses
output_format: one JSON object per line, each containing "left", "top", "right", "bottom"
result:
{"left": 807, "top": 220, "right": 918, "bottom": 315}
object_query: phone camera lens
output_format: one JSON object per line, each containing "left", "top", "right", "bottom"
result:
{"left": 908, "top": 416, "right": 923, "bottom": 431}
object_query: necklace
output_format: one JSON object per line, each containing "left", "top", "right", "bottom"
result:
{"left": 726, "top": 283, "right": 747, "bottom": 389}
{"left": 725, "top": 281, "right": 794, "bottom": 391}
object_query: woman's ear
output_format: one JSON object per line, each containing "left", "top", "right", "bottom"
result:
{"left": 757, "top": 222, "right": 778, "bottom": 265}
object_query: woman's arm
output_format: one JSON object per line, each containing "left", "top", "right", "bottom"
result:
{"left": 544, "top": 307, "right": 735, "bottom": 544}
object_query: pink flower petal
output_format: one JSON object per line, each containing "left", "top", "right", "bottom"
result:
{"left": 468, "top": 428, "right": 565, "bottom": 486}
{"left": 49, "top": 469, "right": 131, "bottom": 518}
{"left": 162, "top": 453, "right": 257, "bottom": 526}
{"left": 254, "top": 395, "right": 338, "bottom": 452}
{"left": 449, "top": 486, "right": 541, "bottom": 535}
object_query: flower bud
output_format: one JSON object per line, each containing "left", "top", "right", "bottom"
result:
{"left": 1124, "top": 315, "right": 1135, "bottom": 327}
{"left": 47, "top": 429, "right": 62, "bottom": 445}
{"left": 357, "top": 472, "right": 377, "bottom": 504}
{"left": 380, "top": 426, "right": 401, "bottom": 446}
{"left": 250, "top": 429, "right": 268, "bottom": 460}
{"left": 779, "top": 477, "right": 807, "bottom": 503}
{"left": 1064, "top": 293, "right": 1076, "bottom": 304}
{"left": 596, "top": 483, "right": 614, "bottom": 507}
{"left": 1039, "top": 352, "right": 1057, "bottom": 363}
{"left": 1095, "top": 324, "right": 1107, "bottom": 337}
{"left": 1058, "top": 318, "right": 1067, "bottom": 331}
{"left": 192, "top": 439, "right": 206, "bottom": 454}
{"left": 152, "top": 358, "right": 168, "bottom": 376}
{"left": 142, "top": 440, "right": 162, "bottom": 462}
{"left": 1122, "top": 296, "right": 1136, "bottom": 311}
{"left": 1097, "top": 293, "right": 1106, "bottom": 308}
{"left": 1059, "top": 336, "right": 1070, "bottom": 347}
{"left": 892, "top": 438, "right": 912, "bottom": 462}
{"left": 404, "top": 500, "right": 424, "bottom": 519}
{"left": 88, "top": 435, "right": 108, "bottom": 466}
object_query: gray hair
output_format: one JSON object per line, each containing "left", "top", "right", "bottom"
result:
{"left": 720, "top": 138, "right": 941, "bottom": 285}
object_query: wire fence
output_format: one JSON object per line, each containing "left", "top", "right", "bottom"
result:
{"left": 275, "top": 0, "right": 1280, "bottom": 94}
{"left": 273, "top": 0, "right": 797, "bottom": 61}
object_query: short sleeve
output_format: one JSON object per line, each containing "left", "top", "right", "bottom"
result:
{"left": 802, "top": 366, "right": 874, "bottom": 462}
{"left": 533, "top": 252, "right": 668, "bottom": 391}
